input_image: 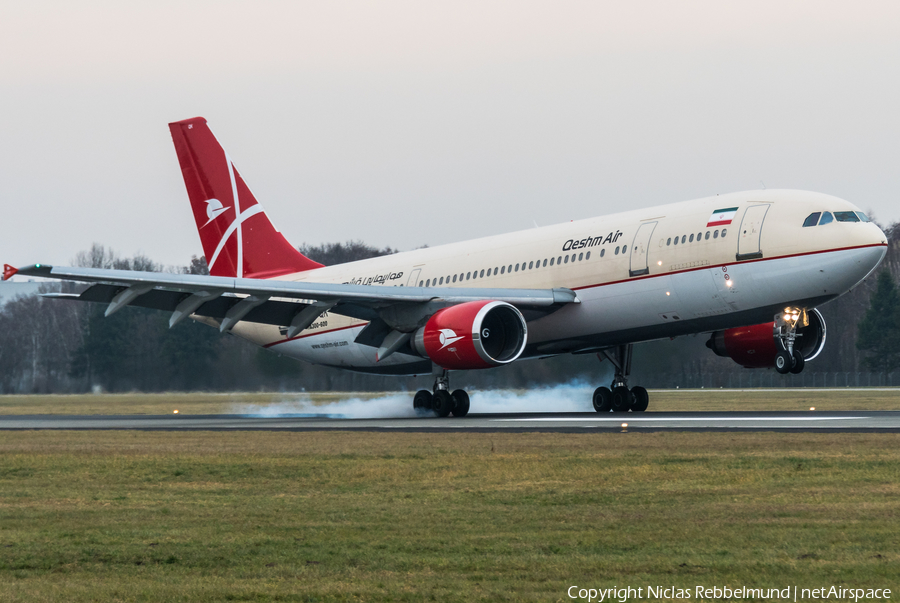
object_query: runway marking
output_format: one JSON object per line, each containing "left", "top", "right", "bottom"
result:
{"left": 652, "top": 388, "right": 899, "bottom": 393}
{"left": 494, "top": 416, "right": 867, "bottom": 422}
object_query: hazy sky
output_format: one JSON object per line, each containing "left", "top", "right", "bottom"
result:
{"left": 2, "top": 1, "right": 899, "bottom": 269}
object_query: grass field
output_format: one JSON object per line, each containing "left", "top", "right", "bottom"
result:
{"left": 1, "top": 427, "right": 898, "bottom": 602}
{"left": 1, "top": 387, "right": 899, "bottom": 415}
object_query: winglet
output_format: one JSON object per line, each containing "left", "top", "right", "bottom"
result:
{"left": 2, "top": 264, "right": 18, "bottom": 281}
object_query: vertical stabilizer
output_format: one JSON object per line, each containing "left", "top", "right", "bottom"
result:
{"left": 169, "top": 117, "right": 323, "bottom": 278}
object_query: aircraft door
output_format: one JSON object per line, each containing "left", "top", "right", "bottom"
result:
{"left": 736, "top": 204, "right": 770, "bottom": 261}
{"left": 629, "top": 221, "right": 657, "bottom": 277}
{"left": 406, "top": 268, "right": 422, "bottom": 287}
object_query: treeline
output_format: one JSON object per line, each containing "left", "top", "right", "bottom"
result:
{"left": 1, "top": 227, "right": 899, "bottom": 394}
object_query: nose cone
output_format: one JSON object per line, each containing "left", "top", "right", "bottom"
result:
{"left": 863, "top": 221, "right": 888, "bottom": 269}
{"left": 843, "top": 214, "right": 888, "bottom": 288}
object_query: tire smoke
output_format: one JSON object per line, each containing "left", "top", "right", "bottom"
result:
{"left": 234, "top": 380, "right": 599, "bottom": 419}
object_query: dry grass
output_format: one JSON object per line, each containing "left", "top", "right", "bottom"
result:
{"left": 0, "top": 430, "right": 898, "bottom": 601}
{"left": 1, "top": 387, "right": 899, "bottom": 415}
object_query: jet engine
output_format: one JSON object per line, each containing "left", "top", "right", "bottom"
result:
{"left": 706, "top": 308, "right": 826, "bottom": 369}
{"left": 412, "top": 300, "right": 528, "bottom": 370}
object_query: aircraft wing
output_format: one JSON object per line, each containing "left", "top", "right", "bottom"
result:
{"left": 9, "top": 264, "right": 578, "bottom": 338}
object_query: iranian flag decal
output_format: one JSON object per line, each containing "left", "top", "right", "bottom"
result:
{"left": 706, "top": 207, "right": 738, "bottom": 227}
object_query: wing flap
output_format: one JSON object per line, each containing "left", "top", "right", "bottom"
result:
{"left": 22, "top": 263, "right": 578, "bottom": 331}
{"left": 50, "top": 283, "right": 321, "bottom": 329}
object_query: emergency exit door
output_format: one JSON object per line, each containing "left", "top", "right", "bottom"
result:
{"left": 406, "top": 269, "right": 421, "bottom": 287}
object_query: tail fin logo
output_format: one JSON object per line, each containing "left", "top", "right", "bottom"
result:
{"left": 202, "top": 198, "right": 232, "bottom": 228}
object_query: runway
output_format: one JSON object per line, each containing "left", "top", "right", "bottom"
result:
{"left": 2, "top": 410, "right": 900, "bottom": 432}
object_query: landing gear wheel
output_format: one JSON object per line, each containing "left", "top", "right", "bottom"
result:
{"left": 413, "top": 390, "right": 433, "bottom": 411}
{"left": 450, "top": 390, "right": 470, "bottom": 417}
{"left": 790, "top": 349, "right": 805, "bottom": 374}
{"left": 630, "top": 386, "right": 649, "bottom": 412}
{"left": 775, "top": 349, "right": 793, "bottom": 374}
{"left": 592, "top": 387, "right": 612, "bottom": 412}
{"left": 432, "top": 390, "right": 454, "bottom": 417}
{"left": 611, "top": 386, "right": 632, "bottom": 412}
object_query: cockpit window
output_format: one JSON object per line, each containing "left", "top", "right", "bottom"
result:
{"left": 818, "top": 211, "right": 834, "bottom": 226}
{"left": 856, "top": 211, "right": 871, "bottom": 222}
{"left": 834, "top": 211, "right": 860, "bottom": 222}
{"left": 802, "top": 212, "right": 821, "bottom": 227}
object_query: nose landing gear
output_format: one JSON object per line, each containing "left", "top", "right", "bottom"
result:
{"left": 412, "top": 369, "right": 470, "bottom": 417}
{"left": 593, "top": 345, "right": 649, "bottom": 413}
{"left": 774, "top": 308, "right": 808, "bottom": 375}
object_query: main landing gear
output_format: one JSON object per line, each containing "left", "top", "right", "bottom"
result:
{"left": 774, "top": 307, "right": 806, "bottom": 375}
{"left": 592, "top": 344, "right": 649, "bottom": 413}
{"left": 412, "top": 370, "right": 470, "bottom": 417}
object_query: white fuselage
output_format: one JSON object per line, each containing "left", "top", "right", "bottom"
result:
{"left": 228, "top": 189, "right": 887, "bottom": 374}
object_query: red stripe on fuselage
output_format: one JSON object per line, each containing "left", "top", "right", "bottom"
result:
{"left": 571, "top": 242, "right": 886, "bottom": 292}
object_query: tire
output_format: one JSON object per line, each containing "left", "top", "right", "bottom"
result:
{"left": 592, "top": 387, "right": 612, "bottom": 412}
{"left": 611, "top": 386, "right": 632, "bottom": 412}
{"left": 775, "top": 349, "right": 793, "bottom": 374}
{"left": 630, "top": 386, "right": 649, "bottom": 412}
{"left": 450, "top": 389, "right": 470, "bottom": 417}
{"left": 790, "top": 349, "right": 805, "bottom": 374}
{"left": 432, "top": 390, "right": 454, "bottom": 417}
{"left": 413, "top": 390, "right": 433, "bottom": 411}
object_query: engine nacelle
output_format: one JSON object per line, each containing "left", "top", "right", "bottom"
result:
{"left": 412, "top": 300, "right": 527, "bottom": 370}
{"left": 706, "top": 308, "right": 826, "bottom": 368}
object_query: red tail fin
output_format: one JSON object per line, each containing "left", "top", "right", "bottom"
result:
{"left": 168, "top": 117, "right": 323, "bottom": 278}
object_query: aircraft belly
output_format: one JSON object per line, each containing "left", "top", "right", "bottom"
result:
{"left": 722, "top": 246, "right": 884, "bottom": 310}
{"left": 272, "top": 329, "right": 423, "bottom": 370}
{"left": 228, "top": 318, "right": 420, "bottom": 371}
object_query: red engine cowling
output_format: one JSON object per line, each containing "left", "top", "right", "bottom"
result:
{"left": 706, "top": 308, "right": 826, "bottom": 368}
{"left": 412, "top": 300, "right": 528, "bottom": 370}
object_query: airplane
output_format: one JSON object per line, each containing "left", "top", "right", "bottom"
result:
{"left": 2, "top": 117, "right": 888, "bottom": 416}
